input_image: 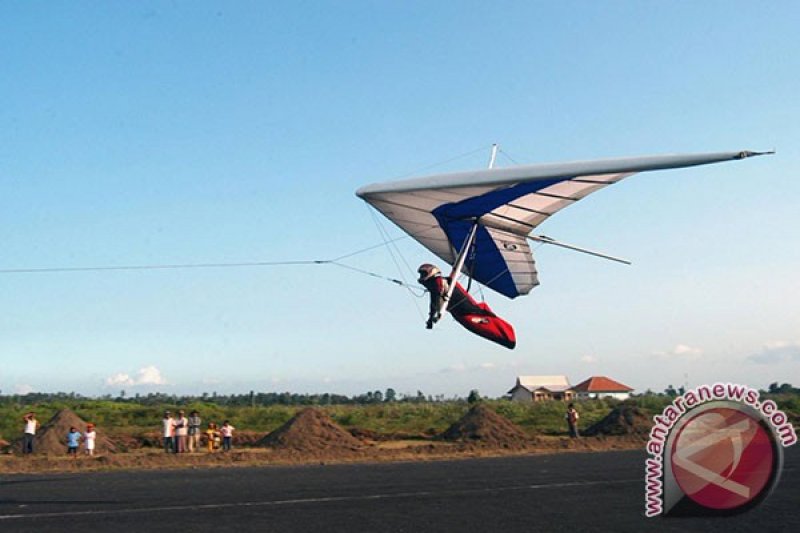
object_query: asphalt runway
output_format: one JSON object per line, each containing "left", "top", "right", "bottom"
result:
{"left": 1, "top": 447, "right": 797, "bottom": 532}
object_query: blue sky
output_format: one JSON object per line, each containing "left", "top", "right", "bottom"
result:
{"left": 1, "top": 1, "right": 798, "bottom": 397}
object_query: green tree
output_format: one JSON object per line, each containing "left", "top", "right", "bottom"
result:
{"left": 467, "top": 389, "right": 481, "bottom": 404}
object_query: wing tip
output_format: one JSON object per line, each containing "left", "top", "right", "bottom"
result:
{"left": 736, "top": 149, "right": 776, "bottom": 159}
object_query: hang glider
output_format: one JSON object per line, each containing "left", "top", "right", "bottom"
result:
{"left": 356, "top": 149, "right": 771, "bottom": 347}
{"left": 357, "top": 150, "right": 771, "bottom": 297}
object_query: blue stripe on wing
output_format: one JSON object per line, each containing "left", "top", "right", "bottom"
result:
{"left": 432, "top": 177, "right": 571, "bottom": 299}
{"left": 439, "top": 220, "right": 518, "bottom": 298}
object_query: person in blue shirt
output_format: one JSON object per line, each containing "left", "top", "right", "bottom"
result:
{"left": 67, "top": 426, "right": 81, "bottom": 457}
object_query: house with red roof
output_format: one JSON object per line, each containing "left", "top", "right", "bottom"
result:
{"left": 507, "top": 375, "right": 576, "bottom": 402}
{"left": 573, "top": 376, "right": 634, "bottom": 400}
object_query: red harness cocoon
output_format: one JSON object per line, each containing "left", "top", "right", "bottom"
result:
{"left": 447, "top": 282, "right": 516, "bottom": 350}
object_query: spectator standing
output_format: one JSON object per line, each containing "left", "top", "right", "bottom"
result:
{"left": 220, "top": 420, "right": 235, "bottom": 451}
{"left": 67, "top": 426, "right": 81, "bottom": 457}
{"left": 205, "top": 422, "right": 220, "bottom": 452}
{"left": 174, "top": 410, "right": 189, "bottom": 453}
{"left": 187, "top": 410, "right": 202, "bottom": 452}
{"left": 84, "top": 424, "right": 97, "bottom": 456}
{"left": 566, "top": 403, "right": 580, "bottom": 438}
{"left": 162, "top": 411, "right": 175, "bottom": 453}
{"left": 22, "top": 412, "right": 38, "bottom": 454}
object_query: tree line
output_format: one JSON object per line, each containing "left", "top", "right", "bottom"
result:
{"left": 0, "top": 388, "right": 461, "bottom": 407}
{"left": 1, "top": 383, "right": 795, "bottom": 408}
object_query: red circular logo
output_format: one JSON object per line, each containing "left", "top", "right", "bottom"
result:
{"left": 671, "top": 407, "right": 775, "bottom": 510}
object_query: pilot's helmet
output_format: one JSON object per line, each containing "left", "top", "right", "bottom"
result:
{"left": 417, "top": 263, "right": 441, "bottom": 283}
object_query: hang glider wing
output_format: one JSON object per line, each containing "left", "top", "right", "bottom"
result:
{"left": 356, "top": 150, "right": 771, "bottom": 299}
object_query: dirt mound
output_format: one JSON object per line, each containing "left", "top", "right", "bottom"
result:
{"left": 231, "top": 430, "right": 263, "bottom": 448}
{"left": 257, "top": 408, "right": 362, "bottom": 451}
{"left": 583, "top": 405, "right": 652, "bottom": 437}
{"left": 348, "top": 427, "right": 386, "bottom": 442}
{"left": 438, "top": 404, "right": 530, "bottom": 448}
{"left": 13, "top": 409, "right": 117, "bottom": 455}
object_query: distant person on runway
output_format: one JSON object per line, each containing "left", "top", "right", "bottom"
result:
{"left": 162, "top": 411, "right": 175, "bottom": 453}
{"left": 221, "top": 420, "right": 235, "bottom": 451}
{"left": 22, "top": 412, "right": 38, "bottom": 454}
{"left": 174, "top": 410, "right": 189, "bottom": 453}
{"left": 188, "top": 410, "right": 202, "bottom": 452}
{"left": 84, "top": 423, "right": 96, "bottom": 456}
{"left": 566, "top": 403, "right": 580, "bottom": 438}
{"left": 67, "top": 426, "right": 81, "bottom": 457}
{"left": 205, "top": 422, "right": 220, "bottom": 452}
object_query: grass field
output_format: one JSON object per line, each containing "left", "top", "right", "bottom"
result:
{"left": 0, "top": 397, "right": 623, "bottom": 442}
{"left": 2, "top": 393, "right": 797, "bottom": 445}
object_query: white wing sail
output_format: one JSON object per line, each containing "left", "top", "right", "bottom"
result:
{"left": 357, "top": 151, "right": 770, "bottom": 298}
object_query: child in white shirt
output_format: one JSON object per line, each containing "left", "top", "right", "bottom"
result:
{"left": 84, "top": 424, "right": 97, "bottom": 456}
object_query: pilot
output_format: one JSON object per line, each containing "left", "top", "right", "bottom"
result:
{"left": 417, "top": 263, "right": 448, "bottom": 329}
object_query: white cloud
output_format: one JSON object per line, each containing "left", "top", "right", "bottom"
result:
{"left": 653, "top": 344, "right": 703, "bottom": 360}
{"left": 673, "top": 344, "right": 703, "bottom": 357}
{"left": 106, "top": 373, "right": 134, "bottom": 387}
{"left": 580, "top": 355, "right": 598, "bottom": 364}
{"left": 440, "top": 363, "right": 466, "bottom": 374}
{"left": 105, "top": 366, "right": 168, "bottom": 387}
{"left": 14, "top": 384, "right": 34, "bottom": 395}
{"left": 748, "top": 341, "right": 800, "bottom": 364}
{"left": 441, "top": 362, "right": 498, "bottom": 374}
{"left": 137, "top": 366, "right": 167, "bottom": 385}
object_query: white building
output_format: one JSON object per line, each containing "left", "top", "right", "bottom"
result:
{"left": 507, "top": 375, "right": 575, "bottom": 402}
{"left": 573, "top": 376, "right": 633, "bottom": 400}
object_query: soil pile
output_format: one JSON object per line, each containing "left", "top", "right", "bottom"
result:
{"left": 257, "top": 408, "right": 362, "bottom": 452}
{"left": 230, "top": 430, "right": 263, "bottom": 448}
{"left": 438, "top": 404, "right": 530, "bottom": 448}
{"left": 348, "top": 427, "right": 385, "bottom": 442}
{"left": 12, "top": 409, "right": 117, "bottom": 454}
{"left": 583, "top": 405, "right": 652, "bottom": 437}
{"left": 349, "top": 428, "right": 434, "bottom": 442}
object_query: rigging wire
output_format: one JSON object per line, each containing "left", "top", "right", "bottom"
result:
{"left": 497, "top": 147, "right": 524, "bottom": 166}
{"left": 0, "top": 224, "right": 438, "bottom": 300}
{"left": 366, "top": 206, "right": 429, "bottom": 316}
{"left": 0, "top": 146, "right": 509, "bottom": 296}
{"left": 0, "top": 255, "right": 426, "bottom": 295}
{"left": 368, "top": 206, "right": 406, "bottom": 282}
{"left": 0, "top": 221, "right": 442, "bottom": 290}
{"left": 476, "top": 281, "right": 486, "bottom": 302}
{"left": 387, "top": 145, "right": 492, "bottom": 180}
{"left": 0, "top": 260, "right": 327, "bottom": 274}
{"left": 330, "top": 234, "right": 410, "bottom": 263}
{"left": 326, "top": 261, "right": 425, "bottom": 296}
{"left": 369, "top": 207, "right": 420, "bottom": 287}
